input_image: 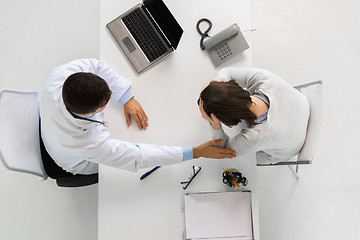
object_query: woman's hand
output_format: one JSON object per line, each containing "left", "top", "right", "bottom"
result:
{"left": 198, "top": 98, "right": 221, "bottom": 130}
{"left": 124, "top": 98, "right": 149, "bottom": 130}
{"left": 193, "top": 139, "right": 236, "bottom": 159}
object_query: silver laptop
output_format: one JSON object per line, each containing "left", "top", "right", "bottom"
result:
{"left": 106, "top": 0, "right": 183, "bottom": 73}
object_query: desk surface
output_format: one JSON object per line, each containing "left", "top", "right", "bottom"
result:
{"left": 98, "top": 0, "right": 258, "bottom": 239}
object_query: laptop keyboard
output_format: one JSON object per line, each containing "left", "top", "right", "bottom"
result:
{"left": 122, "top": 8, "right": 168, "bottom": 62}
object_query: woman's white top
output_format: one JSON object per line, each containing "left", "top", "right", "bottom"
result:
{"left": 211, "top": 68, "right": 310, "bottom": 164}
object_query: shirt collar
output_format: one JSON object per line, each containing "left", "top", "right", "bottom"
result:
{"left": 71, "top": 112, "right": 95, "bottom": 119}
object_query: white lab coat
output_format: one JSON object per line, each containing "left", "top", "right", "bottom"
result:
{"left": 39, "top": 59, "right": 183, "bottom": 174}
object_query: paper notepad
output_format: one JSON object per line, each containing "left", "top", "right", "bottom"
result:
{"left": 184, "top": 191, "right": 253, "bottom": 240}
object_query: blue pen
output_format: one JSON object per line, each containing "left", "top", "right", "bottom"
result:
{"left": 140, "top": 166, "right": 161, "bottom": 180}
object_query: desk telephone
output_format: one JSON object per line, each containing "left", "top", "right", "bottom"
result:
{"left": 197, "top": 18, "right": 249, "bottom": 66}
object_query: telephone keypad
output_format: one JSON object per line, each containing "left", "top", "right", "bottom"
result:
{"left": 215, "top": 42, "right": 233, "bottom": 60}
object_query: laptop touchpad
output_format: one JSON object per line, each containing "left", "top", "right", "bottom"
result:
{"left": 122, "top": 37, "right": 136, "bottom": 53}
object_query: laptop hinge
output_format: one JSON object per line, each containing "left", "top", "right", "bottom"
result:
{"left": 141, "top": 5, "right": 172, "bottom": 49}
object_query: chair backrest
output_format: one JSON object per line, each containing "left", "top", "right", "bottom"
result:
{"left": 295, "top": 81, "right": 323, "bottom": 163}
{"left": 0, "top": 89, "right": 47, "bottom": 179}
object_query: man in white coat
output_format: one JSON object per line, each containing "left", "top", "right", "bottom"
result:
{"left": 39, "top": 58, "right": 236, "bottom": 176}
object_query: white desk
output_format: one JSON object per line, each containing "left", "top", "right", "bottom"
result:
{"left": 99, "top": 0, "right": 259, "bottom": 239}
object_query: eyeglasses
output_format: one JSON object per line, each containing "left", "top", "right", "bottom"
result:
{"left": 181, "top": 166, "right": 202, "bottom": 190}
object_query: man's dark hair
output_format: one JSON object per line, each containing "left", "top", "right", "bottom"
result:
{"left": 199, "top": 80, "right": 258, "bottom": 127}
{"left": 62, "top": 72, "right": 112, "bottom": 114}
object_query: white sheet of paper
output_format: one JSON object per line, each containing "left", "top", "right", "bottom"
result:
{"left": 184, "top": 191, "right": 253, "bottom": 239}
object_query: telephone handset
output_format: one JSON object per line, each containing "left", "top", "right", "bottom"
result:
{"left": 197, "top": 19, "right": 249, "bottom": 66}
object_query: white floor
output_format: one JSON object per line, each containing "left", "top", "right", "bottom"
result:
{"left": 252, "top": 1, "right": 360, "bottom": 239}
{"left": 0, "top": 1, "right": 99, "bottom": 240}
{"left": 1, "top": 0, "right": 360, "bottom": 239}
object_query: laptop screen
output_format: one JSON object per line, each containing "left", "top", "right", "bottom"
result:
{"left": 144, "top": 0, "right": 183, "bottom": 49}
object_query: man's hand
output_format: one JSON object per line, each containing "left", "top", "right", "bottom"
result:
{"left": 198, "top": 98, "right": 221, "bottom": 130}
{"left": 193, "top": 139, "right": 236, "bottom": 159}
{"left": 124, "top": 97, "right": 149, "bottom": 130}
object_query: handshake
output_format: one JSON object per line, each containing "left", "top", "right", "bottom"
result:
{"left": 124, "top": 97, "right": 236, "bottom": 160}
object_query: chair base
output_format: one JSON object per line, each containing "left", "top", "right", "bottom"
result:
{"left": 287, "top": 165, "right": 299, "bottom": 180}
{"left": 258, "top": 161, "right": 305, "bottom": 180}
{"left": 56, "top": 173, "right": 98, "bottom": 187}
{"left": 257, "top": 160, "right": 311, "bottom": 166}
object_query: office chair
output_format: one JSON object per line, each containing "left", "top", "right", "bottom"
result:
{"left": 257, "top": 80, "right": 323, "bottom": 179}
{"left": 0, "top": 89, "right": 98, "bottom": 187}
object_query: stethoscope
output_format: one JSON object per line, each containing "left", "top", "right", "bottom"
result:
{"left": 69, "top": 111, "right": 108, "bottom": 127}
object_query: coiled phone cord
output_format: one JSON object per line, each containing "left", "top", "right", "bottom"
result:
{"left": 196, "top": 18, "right": 212, "bottom": 50}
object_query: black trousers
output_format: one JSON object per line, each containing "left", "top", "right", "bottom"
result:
{"left": 39, "top": 122, "right": 98, "bottom": 187}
